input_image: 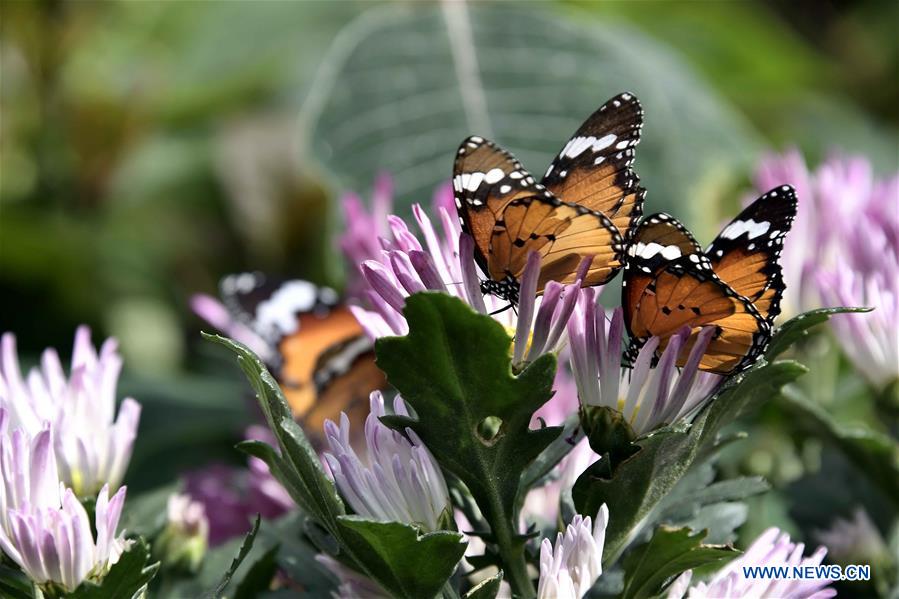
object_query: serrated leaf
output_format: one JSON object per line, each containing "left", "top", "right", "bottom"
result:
{"left": 336, "top": 517, "right": 467, "bottom": 599}
{"left": 375, "top": 293, "right": 559, "bottom": 594}
{"left": 302, "top": 4, "right": 758, "bottom": 221}
{"left": 620, "top": 526, "right": 736, "bottom": 599}
{"left": 782, "top": 387, "right": 899, "bottom": 505}
{"left": 70, "top": 538, "right": 160, "bottom": 599}
{"left": 465, "top": 571, "right": 504, "bottom": 599}
{"left": 202, "top": 516, "right": 261, "bottom": 599}
{"left": 766, "top": 307, "right": 871, "bottom": 360}
{"left": 376, "top": 293, "right": 560, "bottom": 523}
{"left": 574, "top": 360, "right": 806, "bottom": 563}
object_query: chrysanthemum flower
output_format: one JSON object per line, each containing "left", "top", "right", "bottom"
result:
{"left": 814, "top": 508, "right": 891, "bottom": 570}
{"left": 322, "top": 391, "right": 450, "bottom": 532}
{"left": 752, "top": 150, "right": 898, "bottom": 388}
{"left": 350, "top": 200, "right": 583, "bottom": 368}
{"left": 537, "top": 504, "right": 608, "bottom": 599}
{"left": 155, "top": 493, "right": 209, "bottom": 573}
{"left": 0, "top": 410, "right": 128, "bottom": 593}
{"left": 666, "top": 527, "right": 836, "bottom": 599}
{"left": 0, "top": 327, "right": 141, "bottom": 496}
{"left": 316, "top": 554, "right": 390, "bottom": 599}
{"left": 568, "top": 293, "right": 722, "bottom": 436}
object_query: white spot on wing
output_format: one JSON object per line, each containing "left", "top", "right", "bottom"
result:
{"left": 721, "top": 218, "right": 771, "bottom": 240}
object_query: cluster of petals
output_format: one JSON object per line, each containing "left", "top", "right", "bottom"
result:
{"left": 0, "top": 409, "right": 128, "bottom": 592}
{"left": 568, "top": 292, "right": 723, "bottom": 435}
{"left": 667, "top": 527, "right": 835, "bottom": 599}
{"left": 537, "top": 504, "right": 609, "bottom": 599}
{"left": 753, "top": 150, "right": 898, "bottom": 388}
{"left": 0, "top": 327, "right": 140, "bottom": 496}
{"left": 322, "top": 391, "right": 450, "bottom": 532}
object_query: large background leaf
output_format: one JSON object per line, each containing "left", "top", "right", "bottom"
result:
{"left": 301, "top": 3, "right": 760, "bottom": 232}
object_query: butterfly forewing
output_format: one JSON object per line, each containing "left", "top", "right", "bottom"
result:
{"left": 453, "top": 137, "right": 550, "bottom": 273}
{"left": 706, "top": 185, "right": 797, "bottom": 323}
{"left": 622, "top": 214, "right": 770, "bottom": 374}
{"left": 541, "top": 92, "right": 645, "bottom": 239}
{"left": 489, "top": 195, "right": 624, "bottom": 292}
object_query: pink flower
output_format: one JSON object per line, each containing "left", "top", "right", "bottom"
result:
{"left": 0, "top": 327, "right": 140, "bottom": 496}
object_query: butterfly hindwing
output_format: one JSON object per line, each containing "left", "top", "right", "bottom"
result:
{"left": 488, "top": 195, "right": 624, "bottom": 296}
{"left": 219, "top": 273, "right": 384, "bottom": 443}
{"left": 705, "top": 185, "right": 797, "bottom": 323}
{"left": 541, "top": 92, "right": 645, "bottom": 240}
{"left": 623, "top": 214, "right": 770, "bottom": 374}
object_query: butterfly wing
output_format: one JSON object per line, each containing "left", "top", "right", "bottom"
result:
{"left": 219, "top": 273, "right": 385, "bottom": 441}
{"left": 278, "top": 307, "right": 384, "bottom": 440}
{"left": 622, "top": 214, "right": 770, "bottom": 374}
{"left": 453, "top": 137, "right": 552, "bottom": 273}
{"left": 488, "top": 195, "right": 624, "bottom": 293}
{"left": 706, "top": 185, "right": 797, "bottom": 323}
{"left": 541, "top": 92, "right": 645, "bottom": 239}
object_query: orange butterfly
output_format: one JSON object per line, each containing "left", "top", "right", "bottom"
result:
{"left": 452, "top": 92, "right": 645, "bottom": 304}
{"left": 622, "top": 186, "right": 797, "bottom": 374}
{"left": 219, "top": 273, "right": 385, "bottom": 443}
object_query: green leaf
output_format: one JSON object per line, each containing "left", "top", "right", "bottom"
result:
{"left": 70, "top": 538, "right": 160, "bottom": 599}
{"left": 464, "top": 571, "right": 504, "bottom": 599}
{"left": 233, "top": 545, "right": 279, "bottom": 599}
{"left": 375, "top": 293, "right": 559, "bottom": 597}
{"left": 782, "top": 387, "right": 899, "bottom": 505}
{"left": 574, "top": 360, "right": 806, "bottom": 563}
{"left": 0, "top": 564, "right": 32, "bottom": 599}
{"left": 206, "top": 333, "right": 345, "bottom": 535}
{"left": 517, "top": 413, "right": 581, "bottom": 499}
{"left": 336, "top": 517, "right": 467, "bottom": 599}
{"left": 620, "top": 526, "right": 737, "bottom": 599}
{"left": 302, "top": 4, "right": 759, "bottom": 221}
{"left": 202, "top": 516, "right": 261, "bottom": 599}
{"left": 211, "top": 333, "right": 466, "bottom": 599}
{"left": 766, "top": 307, "right": 871, "bottom": 360}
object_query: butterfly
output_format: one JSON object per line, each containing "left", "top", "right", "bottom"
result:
{"left": 218, "top": 273, "right": 385, "bottom": 443}
{"left": 621, "top": 185, "right": 797, "bottom": 374}
{"left": 452, "top": 92, "right": 645, "bottom": 304}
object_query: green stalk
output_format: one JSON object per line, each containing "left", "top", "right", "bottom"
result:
{"left": 484, "top": 492, "right": 534, "bottom": 599}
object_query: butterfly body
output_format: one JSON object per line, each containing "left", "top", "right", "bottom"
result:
{"left": 453, "top": 93, "right": 645, "bottom": 304}
{"left": 622, "top": 186, "right": 797, "bottom": 375}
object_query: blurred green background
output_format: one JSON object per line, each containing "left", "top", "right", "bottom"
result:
{"left": 1, "top": 0, "right": 897, "bottom": 546}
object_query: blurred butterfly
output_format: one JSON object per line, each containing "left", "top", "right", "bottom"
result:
{"left": 622, "top": 185, "right": 797, "bottom": 374}
{"left": 218, "top": 272, "right": 385, "bottom": 442}
{"left": 453, "top": 92, "right": 645, "bottom": 304}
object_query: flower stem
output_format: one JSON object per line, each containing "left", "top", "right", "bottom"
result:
{"left": 486, "top": 492, "right": 534, "bottom": 598}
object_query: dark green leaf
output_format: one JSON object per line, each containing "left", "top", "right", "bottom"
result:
{"left": 620, "top": 526, "right": 736, "bottom": 599}
{"left": 206, "top": 333, "right": 345, "bottom": 535}
{"left": 70, "top": 538, "right": 160, "bottom": 599}
{"left": 376, "top": 293, "right": 560, "bottom": 525}
{"left": 573, "top": 423, "right": 700, "bottom": 563}
{"left": 376, "top": 293, "right": 559, "bottom": 594}
{"left": 464, "top": 571, "right": 504, "bottom": 599}
{"left": 0, "top": 564, "right": 32, "bottom": 599}
{"left": 782, "top": 387, "right": 899, "bottom": 505}
{"left": 766, "top": 307, "right": 871, "bottom": 360}
{"left": 233, "top": 545, "right": 279, "bottom": 599}
{"left": 202, "top": 516, "right": 261, "bottom": 599}
{"left": 336, "top": 517, "right": 467, "bottom": 599}
{"left": 518, "top": 413, "right": 581, "bottom": 498}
